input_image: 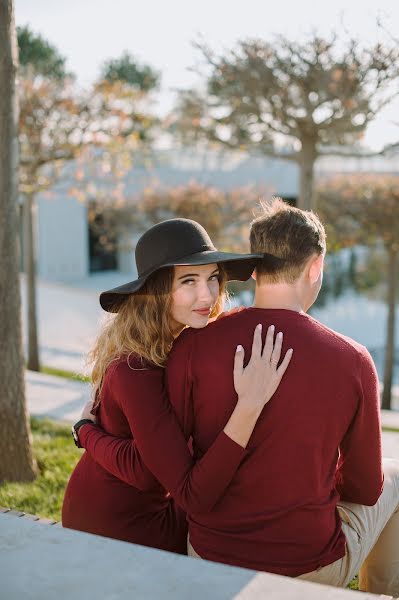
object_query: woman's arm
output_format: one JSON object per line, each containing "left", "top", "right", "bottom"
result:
{"left": 78, "top": 418, "right": 159, "bottom": 491}
{"left": 79, "top": 325, "right": 292, "bottom": 513}
{"left": 79, "top": 367, "right": 245, "bottom": 511}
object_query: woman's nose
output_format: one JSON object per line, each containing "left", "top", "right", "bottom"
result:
{"left": 198, "top": 281, "right": 213, "bottom": 303}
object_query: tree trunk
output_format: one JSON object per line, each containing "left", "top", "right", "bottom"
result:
{"left": 0, "top": 0, "right": 37, "bottom": 482}
{"left": 298, "top": 138, "right": 317, "bottom": 211}
{"left": 381, "top": 248, "right": 398, "bottom": 411}
{"left": 24, "top": 191, "right": 40, "bottom": 371}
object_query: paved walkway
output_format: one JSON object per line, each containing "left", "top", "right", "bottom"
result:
{"left": 26, "top": 370, "right": 90, "bottom": 423}
{"left": 26, "top": 370, "right": 399, "bottom": 459}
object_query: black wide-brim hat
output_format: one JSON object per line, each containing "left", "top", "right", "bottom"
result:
{"left": 100, "top": 218, "right": 262, "bottom": 312}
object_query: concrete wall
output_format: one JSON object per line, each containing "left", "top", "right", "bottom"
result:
{"left": 36, "top": 192, "right": 89, "bottom": 282}
{"left": 117, "top": 230, "right": 139, "bottom": 276}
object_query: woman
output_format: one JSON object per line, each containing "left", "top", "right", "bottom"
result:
{"left": 62, "top": 218, "right": 292, "bottom": 553}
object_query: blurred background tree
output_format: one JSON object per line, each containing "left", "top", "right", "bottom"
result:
{"left": 101, "top": 51, "right": 160, "bottom": 92}
{"left": 17, "top": 25, "right": 69, "bottom": 79}
{"left": 138, "top": 182, "right": 262, "bottom": 252}
{"left": 17, "top": 29, "right": 158, "bottom": 371}
{"left": 18, "top": 25, "right": 73, "bottom": 372}
{"left": 317, "top": 175, "right": 399, "bottom": 408}
{"left": 86, "top": 181, "right": 265, "bottom": 266}
{"left": 172, "top": 33, "right": 399, "bottom": 211}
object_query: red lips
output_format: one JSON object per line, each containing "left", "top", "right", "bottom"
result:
{"left": 193, "top": 307, "right": 212, "bottom": 316}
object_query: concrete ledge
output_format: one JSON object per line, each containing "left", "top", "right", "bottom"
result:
{"left": 0, "top": 505, "right": 59, "bottom": 525}
{"left": 0, "top": 512, "right": 392, "bottom": 599}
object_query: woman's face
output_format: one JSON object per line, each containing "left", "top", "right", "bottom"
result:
{"left": 170, "top": 263, "right": 220, "bottom": 332}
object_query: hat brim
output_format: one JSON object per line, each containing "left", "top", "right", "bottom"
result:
{"left": 100, "top": 251, "right": 261, "bottom": 312}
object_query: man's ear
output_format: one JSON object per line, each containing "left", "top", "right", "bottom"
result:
{"left": 251, "top": 269, "right": 257, "bottom": 281}
{"left": 309, "top": 254, "right": 324, "bottom": 284}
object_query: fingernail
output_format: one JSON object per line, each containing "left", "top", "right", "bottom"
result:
{"left": 278, "top": 332, "right": 283, "bottom": 338}
{"left": 269, "top": 325, "right": 275, "bottom": 331}
{"left": 289, "top": 348, "right": 293, "bottom": 353}
{"left": 257, "top": 324, "right": 262, "bottom": 331}
{"left": 236, "top": 345, "right": 243, "bottom": 352}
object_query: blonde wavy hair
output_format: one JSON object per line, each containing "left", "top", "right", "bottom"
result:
{"left": 89, "top": 265, "right": 227, "bottom": 408}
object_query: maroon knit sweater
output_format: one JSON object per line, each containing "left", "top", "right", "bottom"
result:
{"left": 62, "top": 356, "right": 246, "bottom": 553}
{"left": 165, "top": 308, "right": 383, "bottom": 575}
{"left": 68, "top": 308, "right": 383, "bottom": 575}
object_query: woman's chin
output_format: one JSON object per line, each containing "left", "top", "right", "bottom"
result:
{"left": 186, "top": 315, "right": 210, "bottom": 329}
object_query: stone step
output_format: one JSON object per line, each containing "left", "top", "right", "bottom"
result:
{"left": 0, "top": 512, "right": 392, "bottom": 599}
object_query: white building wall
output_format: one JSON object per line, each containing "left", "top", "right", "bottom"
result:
{"left": 32, "top": 149, "right": 399, "bottom": 285}
{"left": 36, "top": 193, "right": 89, "bottom": 282}
{"left": 117, "top": 231, "right": 140, "bottom": 276}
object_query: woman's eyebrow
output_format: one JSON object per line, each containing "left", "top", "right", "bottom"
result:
{"left": 177, "top": 273, "right": 199, "bottom": 280}
{"left": 177, "top": 268, "right": 219, "bottom": 281}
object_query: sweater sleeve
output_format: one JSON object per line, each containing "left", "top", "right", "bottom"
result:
{"left": 335, "top": 348, "right": 384, "bottom": 506}
{"left": 80, "top": 352, "right": 246, "bottom": 514}
{"left": 79, "top": 424, "right": 159, "bottom": 491}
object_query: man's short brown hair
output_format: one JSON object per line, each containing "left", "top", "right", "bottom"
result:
{"left": 250, "top": 198, "right": 326, "bottom": 284}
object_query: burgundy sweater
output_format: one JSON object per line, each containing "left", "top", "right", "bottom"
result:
{"left": 71, "top": 308, "right": 383, "bottom": 575}
{"left": 62, "top": 357, "right": 246, "bottom": 553}
{"left": 165, "top": 308, "right": 383, "bottom": 575}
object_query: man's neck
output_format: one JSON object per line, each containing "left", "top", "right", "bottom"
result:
{"left": 253, "top": 283, "right": 305, "bottom": 313}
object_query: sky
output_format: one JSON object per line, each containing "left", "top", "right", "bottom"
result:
{"left": 15, "top": 0, "right": 399, "bottom": 151}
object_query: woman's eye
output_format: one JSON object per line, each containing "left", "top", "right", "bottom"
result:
{"left": 209, "top": 274, "right": 220, "bottom": 281}
{"left": 181, "top": 279, "right": 195, "bottom": 285}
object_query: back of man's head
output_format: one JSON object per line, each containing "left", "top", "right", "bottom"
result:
{"left": 250, "top": 198, "right": 326, "bottom": 284}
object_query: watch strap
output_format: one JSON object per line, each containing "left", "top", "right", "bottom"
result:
{"left": 72, "top": 419, "right": 95, "bottom": 448}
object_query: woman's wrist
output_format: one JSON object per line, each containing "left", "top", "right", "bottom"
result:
{"left": 235, "top": 396, "right": 263, "bottom": 420}
{"left": 223, "top": 399, "right": 262, "bottom": 448}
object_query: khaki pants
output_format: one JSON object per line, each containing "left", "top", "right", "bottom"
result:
{"left": 188, "top": 459, "right": 399, "bottom": 597}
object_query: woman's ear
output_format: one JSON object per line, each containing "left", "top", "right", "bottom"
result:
{"left": 251, "top": 269, "right": 257, "bottom": 281}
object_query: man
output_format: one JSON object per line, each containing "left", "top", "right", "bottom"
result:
{"left": 166, "top": 199, "right": 399, "bottom": 596}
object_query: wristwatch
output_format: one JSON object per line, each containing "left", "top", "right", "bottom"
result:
{"left": 71, "top": 419, "right": 95, "bottom": 448}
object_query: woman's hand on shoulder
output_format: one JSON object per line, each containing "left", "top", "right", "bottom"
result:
{"left": 233, "top": 324, "right": 293, "bottom": 417}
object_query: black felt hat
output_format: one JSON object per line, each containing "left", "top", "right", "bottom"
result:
{"left": 100, "top": 218, "right": 261, "bottom": 312}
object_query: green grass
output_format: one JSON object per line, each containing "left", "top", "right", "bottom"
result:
{"left": 0, "top": 418, "right": 82, "bottom": 521}
{"left": 40, "top": 365, "right": 91, "bottom": 383}
{"left": 348, "top": 575, "right": 359, "bottom": 590}
{"left": 382, "top": 426, "right": 399, "bottom": 433}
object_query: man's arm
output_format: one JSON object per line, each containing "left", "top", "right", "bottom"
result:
{"left": 336, "top": 348, "right": 384, "bottom": 505}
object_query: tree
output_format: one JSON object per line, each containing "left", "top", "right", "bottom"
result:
{"left": 18, "top": 28, "right": 157, "bottom": 371}
{"left": 173, "top": 34, "right": 399, "bottom": 210}
{"left": 101, "top": 51, "right": 160, "bottom": 92}
{"left": 17, "top": 25, "right": 69, "bottom": 79}
{"left": 83, "top": 181, "right": 265, "bottom": 263}
{"left": 0, "top": 0, "right": 37, "bottom": 481}
{"left": 137, "top": 181, "right": 262, "bottom": 252}
{"left": 17, "top": 26, "right": 71, "bottom": 371}
{"left": 317, "top": 175, "right": 399, "bottom": 409}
